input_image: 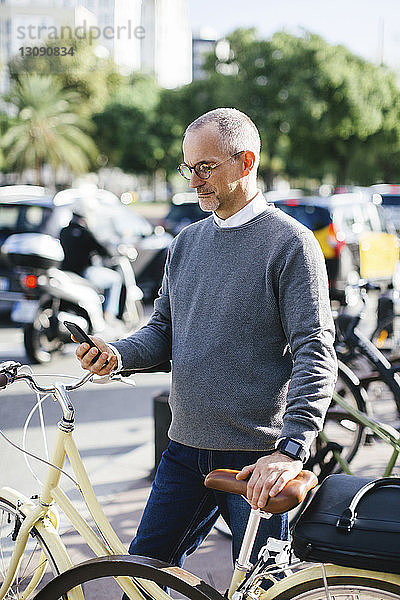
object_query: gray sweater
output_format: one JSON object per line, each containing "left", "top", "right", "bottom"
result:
{"left": 113, "top": 206, "right": 337, "bottom": 454}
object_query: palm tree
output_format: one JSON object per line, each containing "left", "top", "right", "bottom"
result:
{"left": 2, "top": 74, "right": 98, "bottom": 185}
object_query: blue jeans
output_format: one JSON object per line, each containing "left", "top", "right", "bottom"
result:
{"left": 128, "top": 440, "right": 288, "bottom": 567}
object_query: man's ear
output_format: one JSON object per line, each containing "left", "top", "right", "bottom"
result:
{"left": 242, "top": 151, "right": 255, "bottom": 176}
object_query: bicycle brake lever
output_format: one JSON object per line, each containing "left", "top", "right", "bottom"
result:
{"left": 92, "top": 373, "right": 136, "bottom": 386}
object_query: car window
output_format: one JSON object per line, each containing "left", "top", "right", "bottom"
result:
{"left": 334, "top": 204, "right": 359, "bottom": 235}
{"left": 0, "top": 204, "right": 52, "bottom": 234}
{"left": 381, "top": 194, "right": 400, "bottom": 206}
{"left": 90, "top": 204, "right": 153, "bottom": 243}
{"left": 334, "top": 203, "right": 387, "bottom": 236}
{"left": 112, "top": 206, "right": 153, "bottom": 238}
{"left": 0, "top": 206, "right": 19, "bottom": 232}
{"left": 276, "top": 204, "right": 330, "bottom": 231}
{"left": 364, "top": 203, "right": 384, "bottom": 232}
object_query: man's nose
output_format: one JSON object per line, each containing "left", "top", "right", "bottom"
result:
{"left": 189, "top": 171, "right": 205, "bottom": 189}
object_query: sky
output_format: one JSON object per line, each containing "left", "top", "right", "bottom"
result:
{"left": 188, "top": 0, "right": 400, "bottom": 71}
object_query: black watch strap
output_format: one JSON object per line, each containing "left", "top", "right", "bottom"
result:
{"left": 277, "top": 438, "right": 307, "bottom": 462}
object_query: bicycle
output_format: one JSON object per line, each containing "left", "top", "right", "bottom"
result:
{"left": 2, "top": 361, "right": 400, "bottom": 600}
{"left": 0, "top": 359, "right": 171, "bottom": 600}
{"left": 34, "top": 467, "right": 400, "bottom": 600}
{"left": 334, "top": 281, "right": 400, "bottom": 427}
{"left": 304, "top": 360, "right": 368, "bottom": 480}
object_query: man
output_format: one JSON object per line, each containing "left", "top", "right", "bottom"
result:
{"left": 60, "top": 210, "right": 121, "bottom": 320}
{"left": 74, "top": 108, "right": 337, "bottom": 568}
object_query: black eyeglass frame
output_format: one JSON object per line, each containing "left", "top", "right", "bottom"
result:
{"left": 177, "top": 151, "right": 245, "bottom": 181}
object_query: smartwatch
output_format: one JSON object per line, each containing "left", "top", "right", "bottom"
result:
{"left": 276, "top": 438, "right": 307, "bottom": 463}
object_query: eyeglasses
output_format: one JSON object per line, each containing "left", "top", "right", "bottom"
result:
{"left": 177, "top": 151, "right": 244, "bottom": 181}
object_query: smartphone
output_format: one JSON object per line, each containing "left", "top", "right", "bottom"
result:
{"left": 64, "top": 321, "right": 107, "bottom": 365}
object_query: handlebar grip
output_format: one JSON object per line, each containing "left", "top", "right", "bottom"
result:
{"left": 0, "top": 373, "right": 9, "bottom": 389}
{"left": 118, "top": 360, "right": 171, "bottom": 376}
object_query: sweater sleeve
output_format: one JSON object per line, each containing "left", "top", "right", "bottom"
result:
{"left": 277, "top": 231, "right": 337, "bottom": 455}
{"left": 111, "top": 249, "right": 172, "bottom": 369}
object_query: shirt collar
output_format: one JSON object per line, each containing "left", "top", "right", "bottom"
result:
{"left": 213, "top": 191, "right": 268, "bottom": 228}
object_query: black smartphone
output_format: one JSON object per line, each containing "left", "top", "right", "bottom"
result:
{"left": 63, "top": 321, "right": 106, "bottom": 365}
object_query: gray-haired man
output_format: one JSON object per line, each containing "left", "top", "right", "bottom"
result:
{"left": 75, "top": 108, "right": 337, "bottom": 568}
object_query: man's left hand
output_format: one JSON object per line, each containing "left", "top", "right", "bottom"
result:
{"left": 236, "top": 451, "right": 303, "bottom": 509}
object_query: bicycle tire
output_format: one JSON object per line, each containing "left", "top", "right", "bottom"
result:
{"left": 33, "top": 554, "right": 225, "bottom": 600}
{"left": 273, "top": 575, "right": 400, "bottom": 600}
{"left": 306, "top": 361, "right": 367, "bottom": 479}
{"left": 0, "top": 495, "right": 63, "bottom": 599}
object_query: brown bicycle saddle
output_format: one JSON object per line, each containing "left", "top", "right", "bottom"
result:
{"left": 204, "top": 469, "right": 317, "bottom": 513}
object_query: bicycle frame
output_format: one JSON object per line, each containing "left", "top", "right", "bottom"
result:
{"left": 0, "top": 381, "right": 171, "bottom": 600}
{"left": 330, "top": 390, "right": 400, "bottom": 476}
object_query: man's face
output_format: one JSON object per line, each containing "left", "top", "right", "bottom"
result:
{"left": 182, "top": 124, "right": 242, "bottom": 214}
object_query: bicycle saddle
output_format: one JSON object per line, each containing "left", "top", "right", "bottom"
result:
{"left": 204, "top": 469, "right": 317, "bottom": 513}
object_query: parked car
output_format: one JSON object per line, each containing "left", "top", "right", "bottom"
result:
{"left": 274, "top": 192, "right": 399, "bottom": 300}
{"left": 0, "top": 185, "right": 172, "bottom": 315}
{"left": 162, "top": 192, "right": 207, "bottom": 236}
{"left": 370, "top": 184, "right": 400, "bottom": 234}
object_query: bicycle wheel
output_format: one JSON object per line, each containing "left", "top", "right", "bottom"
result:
{"left": 273, "top": 575, "right": 400, "bottom": 600}
{"left": 306, "top": 362, "right": 367, "bottom": 479}
{"left": 33, "top": 554, "right": 224, "bottom": 600}
{"left": 0, "top": 496, "right": 61, "bottom": 599}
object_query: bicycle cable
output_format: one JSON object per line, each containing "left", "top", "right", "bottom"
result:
{"left": 0, "top": 367, "right": 137, "bottom": 489}
{"left": 0, "top": 427, "right": 79, "bottom": 488}
{"left": 22, "top": 391, "right": 51, "bottom": 486}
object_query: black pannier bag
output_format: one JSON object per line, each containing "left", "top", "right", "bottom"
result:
{"left": 292, "top": 474, "right": 400, "bottom": 573}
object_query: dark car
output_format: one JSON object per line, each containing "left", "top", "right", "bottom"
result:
{"left": 0, "top": 185, "right": 172, "bottom": 314}
{"left": 162, "top": 192, "right": 207, "bottom": 236}
{"left": 274, "top": 192, "right": 399, "bottom": 300}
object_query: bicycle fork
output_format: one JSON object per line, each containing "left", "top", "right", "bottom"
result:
{"left": 0, "top": 496, "right": 47, "bottom": 600}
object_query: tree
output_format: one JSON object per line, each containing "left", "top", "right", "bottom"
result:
{"left": 161, "top": 28, "right": 400, "bottom": 187}
{"left": 8, "top": 37, "right": 124, "bottom": 115}
{"left": 93, "top": 74, "right": 185, "bottom": 178}
{"left": 2, "top": 74, "right": 98, "bottom": 184}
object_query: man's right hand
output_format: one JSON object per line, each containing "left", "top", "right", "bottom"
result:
{"left": 74, "top": 335, "right": 118, "bottom": 375}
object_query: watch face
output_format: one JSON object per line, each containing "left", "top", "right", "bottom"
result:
{"left": 284, "top": 440, "right": 301, "bottom": 454}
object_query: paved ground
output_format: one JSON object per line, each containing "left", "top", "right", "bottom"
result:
{"left": 0, "top": 307, "right": 399, "bottom": 597}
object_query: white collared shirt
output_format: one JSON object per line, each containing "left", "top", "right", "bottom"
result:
{"left": 213, "top": 191, "right": 267, "bottom": 228}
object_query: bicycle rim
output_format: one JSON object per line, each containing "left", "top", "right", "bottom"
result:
{"left": 33, "top": 554, "right": 225, "bottom": 600}
{"left": 272, "top": 575, "right": 400, "bottom": 600}
{"left": 0, "top": 496, "right": 60, "bottom": 599}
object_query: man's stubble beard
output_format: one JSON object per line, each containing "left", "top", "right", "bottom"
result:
{"left": 198, "top": 194, "right": 220, "bottom": 213}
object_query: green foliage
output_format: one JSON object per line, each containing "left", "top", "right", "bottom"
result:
{"left": 159, "top": 28, "right": 400, "bottom": 187}
{"left": 2, "top": 74, "right": 98, "bottom": 183}
{"left": 8, "top": 37, "right": 124, "bottom": 114}
{"left": 93, "top": 74, "right": 184, "bottom": 176}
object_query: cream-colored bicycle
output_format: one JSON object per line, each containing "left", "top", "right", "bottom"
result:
{"left": 1, "top": 360, "right": 400, "bottom": 600}
{"left": 0, "top": 359, "right": 173, "bottom": 600}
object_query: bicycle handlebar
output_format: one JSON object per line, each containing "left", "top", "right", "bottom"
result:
{"left": 0, "top": 360, "right": 171, "bottom": 394}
